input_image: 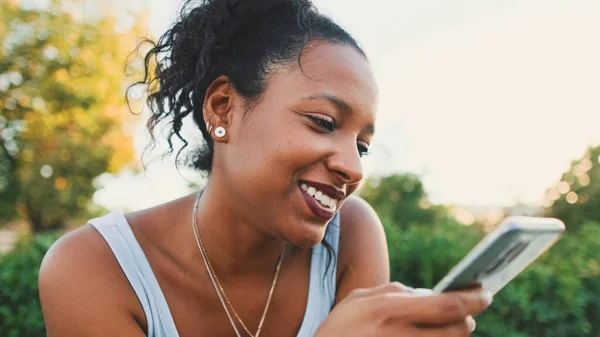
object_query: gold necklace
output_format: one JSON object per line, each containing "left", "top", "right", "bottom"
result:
{"left": 192, "top": 191, "right": 285, "bottom": 337}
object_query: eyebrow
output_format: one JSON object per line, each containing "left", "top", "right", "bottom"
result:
{"left": 301, "top": 93, "right": 375, "bottom": 135}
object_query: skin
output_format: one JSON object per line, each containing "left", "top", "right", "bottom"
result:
{"left": 38, "top": 42, "right": 489, "bottom": 337}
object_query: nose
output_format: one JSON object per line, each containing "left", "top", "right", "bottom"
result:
{"left": 325, "top": 140, "right": 364, "bottom": 185}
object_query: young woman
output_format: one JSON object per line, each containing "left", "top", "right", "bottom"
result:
{"left": 39, "top": 0, "right": 491, "bottom": 336}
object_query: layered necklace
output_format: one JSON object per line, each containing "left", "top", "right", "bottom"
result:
{"left": 192, "top": 191, "right": 285, "bottom": 337}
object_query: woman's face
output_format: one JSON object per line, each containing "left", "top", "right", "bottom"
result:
{"left": 219, "top": 41, "right": 378, "bottom": 248}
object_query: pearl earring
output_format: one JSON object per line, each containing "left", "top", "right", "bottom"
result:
{"left": 214, "top": 126, "right": 226, "bottom": 138}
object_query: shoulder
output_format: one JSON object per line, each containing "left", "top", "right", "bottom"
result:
{"left": 335, "top": 196, "right": 390, "bottom": 304}
{"left": 339, "top": 195, "right": 382, "bottom": 230}
{"left": 40, "top": 223, "right": 122, "bottom": 292}
{"left": 39, "top": 223, "right": 146, "bottom": 335}
{"left": 338, "top": 196, "right": 387, "bottom": 254}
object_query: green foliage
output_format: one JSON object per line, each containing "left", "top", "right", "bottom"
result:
{"left": 545, "top": 145, "right": 600, "bottom": 231}
{"left": 0, "top": 0, "right": 143, "bottom": 231}
{"left": 0, "top": 232, "right": 61, "bottom": 337}
{"left": 360, "top": 173, "right": 446, "bottom": 229}
{"left": 385, "top": 217, "right": 483, "bottom": 288}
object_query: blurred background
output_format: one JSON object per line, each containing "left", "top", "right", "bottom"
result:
{"left": 1, "top": 0, "right": 598, "bottom": 336}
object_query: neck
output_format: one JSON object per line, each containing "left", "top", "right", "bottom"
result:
{"left": 191, "top": 181, "right": 288, "bottom": 279}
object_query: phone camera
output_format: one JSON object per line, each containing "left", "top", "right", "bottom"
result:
{"left": 483, "top": 241, "right": 530, "bottom": 276}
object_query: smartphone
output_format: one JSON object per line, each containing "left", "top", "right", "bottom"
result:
{"left": 432, "top": 216, "right": 565, "bottom": 295}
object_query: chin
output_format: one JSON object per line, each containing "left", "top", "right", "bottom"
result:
{"left": 285, "top": 220, "right": 328, "bottom": 248}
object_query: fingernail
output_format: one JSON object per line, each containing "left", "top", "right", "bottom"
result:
{"left": 483, "top": 291, "right": 493, "bottom": 305}
{"left": 413, "top": 288, "right": 433, "bottom": 296}
{"left": 469, "top": 316, "right": 477, "bottom": 332}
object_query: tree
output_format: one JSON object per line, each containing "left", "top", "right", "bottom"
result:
{"left": 0, "top": 0, "right": 144, "bottom": 231}
{"left": 544, "top": 145, "right": 600, "bottom": 231}
{"left": 359, "top": 173, "right": 446, "bottom": 229}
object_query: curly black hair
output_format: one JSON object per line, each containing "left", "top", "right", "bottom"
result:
{"left": 128, "top": 0, "right": 365, "bottom": 175}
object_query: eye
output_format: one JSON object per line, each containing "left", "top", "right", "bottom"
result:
{"left": 357, "top": 144, "right": 371, "bottom": 158}
{"left": 306, "top": 114, "right": 336, "bottom": 132}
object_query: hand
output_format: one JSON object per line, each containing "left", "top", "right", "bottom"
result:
{"left": 411, "top": 288, "right": 477, "bottom": 333}
{"left": 314, "top": 282, "right": 492, "bottom": 337}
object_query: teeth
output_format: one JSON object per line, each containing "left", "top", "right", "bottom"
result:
{"left": 315, "top": 191, "right": 323, "bottom": 201}
{"left": 300, "top": 183, "right": 339, "bottom": 209}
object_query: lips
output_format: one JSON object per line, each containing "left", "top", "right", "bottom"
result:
{"left": 298, "top": 180, "right": 345, "bottom": 221}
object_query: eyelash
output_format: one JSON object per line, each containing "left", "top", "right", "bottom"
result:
{"left": 307, "top": 114, "right": 336, "bottom": 132}
{"left": 306, "top": 115, "right": 371, "bottom": 158}
{"left": 357, "top": 144, "right": 371, "bottom": 158}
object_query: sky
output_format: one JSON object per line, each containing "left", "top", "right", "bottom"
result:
{"left": 95, "top": 0, "right": 600, "bottom": 212}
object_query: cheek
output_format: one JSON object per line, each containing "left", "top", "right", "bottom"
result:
{"left": 228, "top": 114, "right": 326, "bottom": 197}
{"left": 227, "top": 114, "right": 298, "bottom": 190}
{"left": 346, "top": 184, "right": 360, "bottom": 196}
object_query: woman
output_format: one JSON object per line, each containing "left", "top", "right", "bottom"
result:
{"left": 39, "top": 0, "right": 491, "bottom": 336}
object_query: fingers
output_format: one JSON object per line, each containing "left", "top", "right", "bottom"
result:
{"left": 378, "top": 288, "right": 492, "bottom": 326}
{"left": 411, "top": 289, "right": 491, "bottom": 324}
{"left": 380, "top": 320, "right": 473, "bottom": 337}
{"left": 378, "top": 282, "right": 414, "bottom": 293}
{"left": 345, "top": 282, "right": 412, "bottom": 302}
{"left": 422, "top": 320, "right": 473, "bottom": 337}
{"left": 411, "top": 288, "right": 433, "bottom": 296}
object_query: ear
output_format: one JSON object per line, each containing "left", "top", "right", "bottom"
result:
{"left": 203, "top": 75, "right": 236, "bottom": 143}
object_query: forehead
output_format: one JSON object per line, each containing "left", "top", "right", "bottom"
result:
{"left": 267, "top": 41, "right": 378, "bottom": 118}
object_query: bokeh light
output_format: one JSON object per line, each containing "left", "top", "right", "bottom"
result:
{"left": 558, "top": 181, "right": 570, "bottom": 194}
{"left": 546, "top": 188, "right": 561, "bottom": 201}
{"left": 566, "top": 191, "right": 578, "bottom": 204}
{"left": 40, "top": 165, "right": 53, "bottom": 178}
{"left": 578, "top": 174, "right": 591, "bottom": 187}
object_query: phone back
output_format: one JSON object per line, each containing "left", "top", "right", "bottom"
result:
{"left": 433, "top": 216, "right": 565, "bottom": 295}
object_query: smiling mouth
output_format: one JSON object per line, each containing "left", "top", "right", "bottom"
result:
{"left": 300, "top": 182, "right": 339, "bottom": 211}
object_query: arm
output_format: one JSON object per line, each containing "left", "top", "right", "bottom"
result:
{"left": 334, "top": 196, "right": 391, "bottom": 305}
{"left": 39, "top": 225, "right": 147, "bottom": 337}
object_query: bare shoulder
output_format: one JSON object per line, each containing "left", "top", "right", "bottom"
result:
{"left": 338, "top": 196, "right": 387, "bottom": 260}
{"left": 39, "top": 224, "right": 146, "bottom": 336}
{"left": 335, "top": 196, "right": 390, "bottom": 304}
{"left": 339, "top": 195, "right": 382, "bottom": 231}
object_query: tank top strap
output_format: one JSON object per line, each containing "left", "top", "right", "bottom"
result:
{"left": 296, "top": 211, "right": 341, "bottom": 337}
{"left": 89, "top": 211, "right": 179, "bottom": 337}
